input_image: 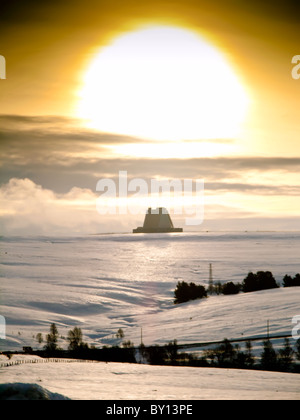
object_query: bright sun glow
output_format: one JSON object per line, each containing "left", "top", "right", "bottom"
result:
{"left": 77, "top": 25, "right": 249, "bottom": 142}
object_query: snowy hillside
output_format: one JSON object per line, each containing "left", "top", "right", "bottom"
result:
{"left": 1, "top": 233, "right": 300, "bottom": 400}
{"left": 1, "top": 233, "right": 300, "bottom": 352}
{"left": 124, "top": 287, "right": 299, "bottom": 348}
{"left": 2, "top": 281, "right": 299, "bottom": 353}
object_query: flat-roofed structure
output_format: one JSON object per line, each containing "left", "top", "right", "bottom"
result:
{"left": 133, "top": 207, "right": 183, "bottom": 233}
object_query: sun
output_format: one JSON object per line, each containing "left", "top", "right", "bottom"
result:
{"left": 76, "top": 25, "right": 249, "bottom": 142}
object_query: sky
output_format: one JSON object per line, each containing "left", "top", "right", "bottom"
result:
{"left": 0, "top": 0, "right": 300, "bottom": 235}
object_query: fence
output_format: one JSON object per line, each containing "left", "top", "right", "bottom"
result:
{"left": 0, "top": 357, "right": 99, "bottom": 368}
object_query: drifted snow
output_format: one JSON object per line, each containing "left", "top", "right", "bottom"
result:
{"left": 1, "top": 233, "right": 300, "bottom": 351}
{"left": 1, "top": 233, "right": 300, "bottom": 399}
{"left": 1, "top": 357, "right": 299, "bottom": 400}
{"left": 0, "top": 382, "right": 70, "bottom": 400}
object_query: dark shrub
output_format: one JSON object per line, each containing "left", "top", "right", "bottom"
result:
{"left": 222, "top": 281, "right": 240, "bottom": 295}
{"left": 242, "top": 271, "right": 278, "bottom": 293}
{"left": 174, "top": 281, "right": 207, "bottom": 304}
{"left": 283, "top": 273, "right": 300, "bottom": 287}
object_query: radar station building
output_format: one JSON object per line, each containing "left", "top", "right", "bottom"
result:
{"left": 133, "top": 207, "right": 183, "bottom": 233}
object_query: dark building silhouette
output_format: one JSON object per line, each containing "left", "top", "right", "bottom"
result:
{"left": 133, "top": 207, "right": 183, "bottom": 233}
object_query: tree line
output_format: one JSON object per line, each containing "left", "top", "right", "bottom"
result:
{"left": 30, "top": 324, "right": 136, "bottom": 363}
{"left": 140, "top": 337, "right": 300, "bottom": 373}
{"left": 20, "top": 323, "right": 300, "bottom": 373}
{"left": 203, "top": 337, "right": 300, "bottom": 372}
{"left": 174, "top": 271, "right": 300, "bottom": 304}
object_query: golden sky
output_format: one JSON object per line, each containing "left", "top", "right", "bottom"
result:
{"left": 0, "top": 0, "right": 300, "bottom": 234}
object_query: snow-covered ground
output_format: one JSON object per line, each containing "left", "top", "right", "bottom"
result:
{"left": 1, "top": 232, "right": 300, "bottom": 352}
{"left": 0, "top": 232, "right": 299, "bottom": 399}
{"left": 1, "top": 356, "right": 299, "bottom": 400}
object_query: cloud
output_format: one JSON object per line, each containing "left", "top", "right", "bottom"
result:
{"left": 205, "top": 181, "right": 300, "bottom": 196}
{"left": 1, "top": 114, "right": 300, "bottom": 233}
{"left": 0, "top": 178, "right": 110, "bottom": 235}
{"left": 0, "top": 114, "right": 144, "bottom": 148}
{"left": 1, "top": 114, "right": 300, "bottom": 197}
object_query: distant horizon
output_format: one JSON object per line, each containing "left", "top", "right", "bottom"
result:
{"left": 2, "top": 229, "right": 300, "bottom": 239}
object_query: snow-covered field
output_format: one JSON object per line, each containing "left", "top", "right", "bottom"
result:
{"left": 1, "top": 232, "right": 300, "bottom": 351}
{"left": 0, "top": 232, "right": 300, "bottom": 399}
{"left": 1, "top": 355, "right": 299, "bottom": 400}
